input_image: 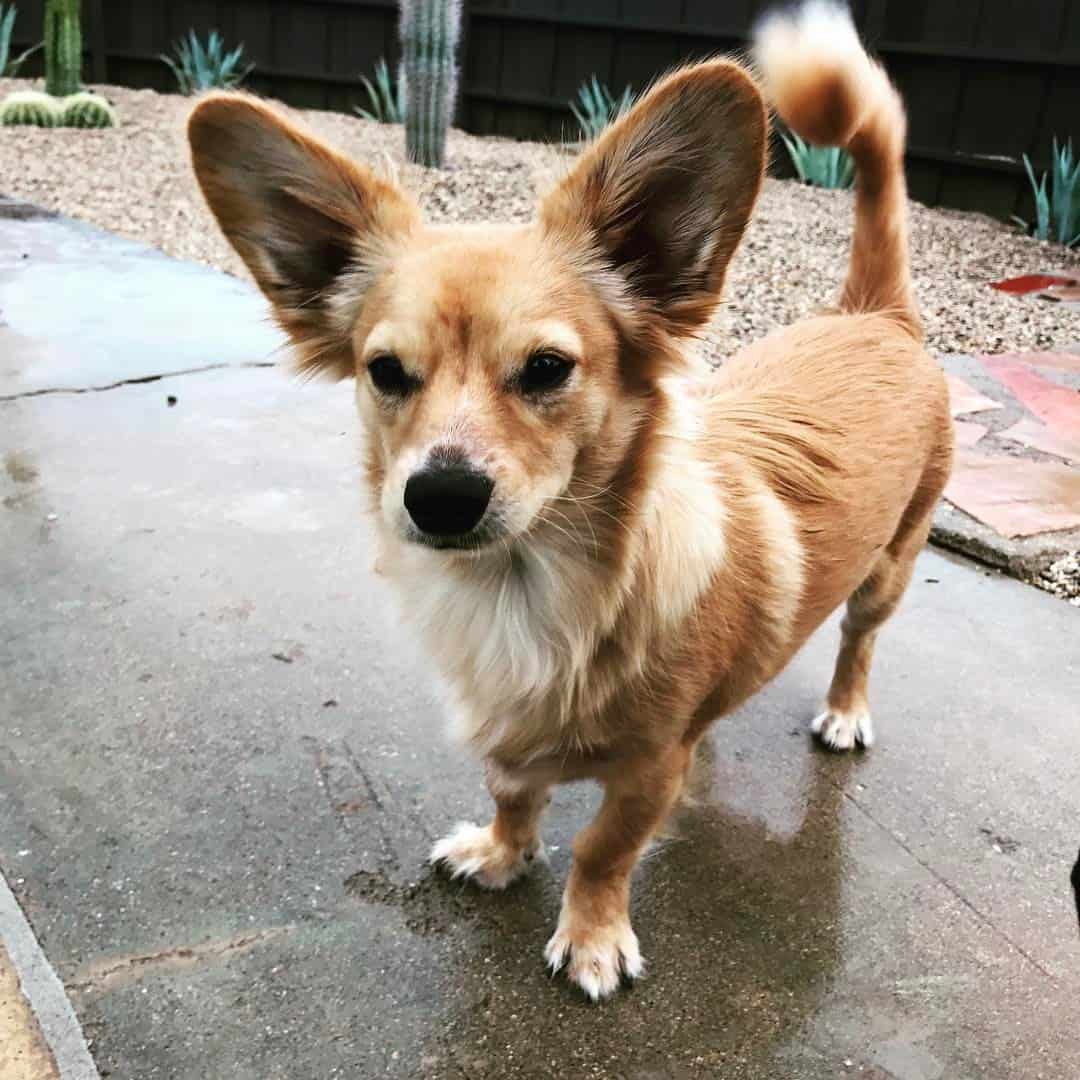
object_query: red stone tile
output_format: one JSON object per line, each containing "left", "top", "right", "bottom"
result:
{"left": 946, "top": 374, "right": 1002, "bottom": 417}
{"left": 989, "top": 273, "right": 1074, "bottom": 295}
{"left": 999, "top": 417, "right": 1080, "bottom": 463}
{"left": 988, "top": 351, "right": 1080, "bottom": 375}
{"left": 953, "top": 418, "right": 989, "bottom": 448}
{"left": 980, "top": 355, "right": 1080, "bottom": 434}
{"left": 945, "top": 450, "right": 1080, "bottom": 538}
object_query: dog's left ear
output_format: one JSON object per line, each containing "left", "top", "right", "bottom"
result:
{"left": 188, "top": 92, "right": 419, "bottom": 378}
{"left": 541, "top": 61, "right": 766, "bottom": 338}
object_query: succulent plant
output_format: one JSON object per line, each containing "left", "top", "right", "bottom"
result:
{"left": 1, "top": 2, "right": 43, "bottom": 77}
{"left": 61, "top": 90, "right": 115, "bottom": 128}
{"left": 0, "top": 88, "right": 61, "bottom": 126}
{"left": 44, "top": 0, "right": 81, "bottom": 98}
{"left": 400, "top": 0, "right": 462, "bottom": 168}
{"left": 161, "top": 29, "right": 253, "bottom": 95}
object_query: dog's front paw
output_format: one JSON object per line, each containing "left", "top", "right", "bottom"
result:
{"left": 544, "top": 910, "right": 643, "bottom": 1001}
{"left": 812, "top": 706, "right": 874, "bottom": 751}
{"left": 430, "top": 821, "right": 540, "bottom": 890}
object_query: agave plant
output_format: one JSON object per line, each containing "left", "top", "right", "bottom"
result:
{"left": 161, "top": 29, "right": 253, "bottom": 95}
{"left": 1014, "top": 137, "right": 1080, "bottom": 247}
{"left": 570, "top": 75, "right": 634, "bottom": 141}
{"left": 356, "top": 57, "right": 405, "bottom": 124}
{"left": 0, "top": 2, "right": 42, "bottom": 77}
{"left": 780, "top": 130, "right": 854, "bottom": 190}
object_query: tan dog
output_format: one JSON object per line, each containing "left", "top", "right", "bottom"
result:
{"left": 188, "top": 1, "right": 951, "bottom": 1000}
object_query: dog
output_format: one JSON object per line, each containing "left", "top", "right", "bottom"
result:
{"left": 188, "top": 0, "right": 952, "bottom": 1000}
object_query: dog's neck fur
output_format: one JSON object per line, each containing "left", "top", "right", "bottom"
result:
{"left": 374, "top": 377, "right": 727, "bottom": 762}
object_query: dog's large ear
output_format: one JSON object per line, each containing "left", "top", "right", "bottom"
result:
{"left": 188, "top": 92, "right": 419, "bottom": 378}
{"left": 541, "top": 61, "right": 766, "bottom": 339}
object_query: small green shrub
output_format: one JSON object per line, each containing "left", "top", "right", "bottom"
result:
{"left": 1014, "top": 137, "right": 1080, "bottom": 248}
{"left": 570, "top": 75, "right": 634, "bottom": 141}
{"left": 61, "top": 89, "right": 115, "bottom": 128}
{"left": 0, "top": 2, "right": 42, "bottom": 77}
{"left": 0, "top": 88, "right": 60, "bottom": 126}
{"left": 780, "top": 130, "right": 854, "bottom": 190}
{"left": 161, "top": 29, "right": 253, "bottom": 95}
{"left": 356, "top": 57, "right": 405, "bottom": 124}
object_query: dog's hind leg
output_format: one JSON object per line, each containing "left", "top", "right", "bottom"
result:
{"left": 813, "top": 462, "right": 947, "bottom": 751}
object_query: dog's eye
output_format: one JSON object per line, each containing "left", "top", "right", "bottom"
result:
{"left": 519, "top": 351, "right": 574, "bottom": 396}
{"left": 368, "top": 353, "right": 418, "bottom": 397}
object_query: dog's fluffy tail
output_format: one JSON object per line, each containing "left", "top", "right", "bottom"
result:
{"left": 754, "top": 1, "right": 921, "bottom": 338}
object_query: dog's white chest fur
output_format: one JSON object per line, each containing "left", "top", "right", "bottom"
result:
{"left": 378, "top": 388, "right": 727, "bottom": 759}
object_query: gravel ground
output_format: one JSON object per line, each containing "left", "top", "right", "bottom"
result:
{"left": 3, "top": 78, "right": 1079, "bottom": 358}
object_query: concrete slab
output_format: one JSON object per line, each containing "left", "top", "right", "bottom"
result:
{"left": 2, "top": 362, "right": 1079, "bottom": 1079}
{"left": 1, "top": 212, "right": 1078, "bottom": 1078}
{"left": 0, "top": 216, "right": 284, "bottom": 398}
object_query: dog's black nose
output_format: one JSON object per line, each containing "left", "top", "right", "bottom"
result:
{"left": 404, "top": 463, "right": 494, "bottom": 536}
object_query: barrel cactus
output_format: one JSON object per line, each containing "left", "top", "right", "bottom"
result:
{"left": 44, "top": 0, "right": 81, "bottom": 98}
{"left": 400, "top": 0, "right": 461, "bottom": 168}
{"left": 0, "top": 88, "right": 60, "bottom": 126}
{"left": 61, "top": 90, "right": 115, "bottom": 128}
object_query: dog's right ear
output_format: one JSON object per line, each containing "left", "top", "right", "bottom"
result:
{"left": 188, "top": 92, "right": 419, "bottom": 378}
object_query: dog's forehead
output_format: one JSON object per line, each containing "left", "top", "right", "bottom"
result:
{"left": 386, "top": 225, "right": 576, "bottom": 335}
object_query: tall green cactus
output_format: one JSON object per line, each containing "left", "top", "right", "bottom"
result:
{"left": 44, "top": 0, "right": 81, "bottom": 98}
{"left": 400, "top": 0, "right": 461, "bottom": 168}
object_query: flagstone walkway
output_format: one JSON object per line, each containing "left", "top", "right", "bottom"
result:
{"left": 936, "top": 349, "right": 1080, "bottom": 602}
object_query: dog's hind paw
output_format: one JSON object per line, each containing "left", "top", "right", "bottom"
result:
{"left": 812, "top": 707, "right": 875, "bottom": 751}
{"left": 430, "top": 821, "right": 541, "bottom": 890}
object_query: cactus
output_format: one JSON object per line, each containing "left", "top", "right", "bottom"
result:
{"left": 61, "top": 90, "right": 114, "bottom": 128}
{"left": 400, "top": 0, "right": 461, "bottom": 168}
{"left": 44, "top": 0, "right": 81, "bottom": 98}
{"left": 0, "top": 88, "right": 61, "bottom": 126}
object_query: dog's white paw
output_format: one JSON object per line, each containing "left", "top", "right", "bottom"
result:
{"left": 811, "top": 707, "right": 875, "bottom": 751}
{"left": 430, "top": 821, "right": 540, "bottom": 890}
{"left": 544, "top": 911, "right": 643, "bottom": 1001}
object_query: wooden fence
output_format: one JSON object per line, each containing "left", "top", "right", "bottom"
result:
{"left": 8, "top": 0, "right": 1080, "bottom": 222}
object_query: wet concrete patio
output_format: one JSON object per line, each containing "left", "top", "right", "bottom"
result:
{"left": 2, "top": 214, "right": 1079, "bottom": 1079}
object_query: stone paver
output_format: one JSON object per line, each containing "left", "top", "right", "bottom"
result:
{"left": 945, "top": 373, "right": 1002, "bottom": 417}
{"left": 0, "top": 947, "right": 58, "bottom": 1080}
{"left": 946, "top": 450, "right": 1080, "bottom": 537}
{"left": 980, "top": 354, "right": 1080, "bottom": 433}
{"left": 1002, "top": 416, "right": 1080, "bottom": 464}
{"left": 935, "top": 352, "right": 1080, "bottom": 582}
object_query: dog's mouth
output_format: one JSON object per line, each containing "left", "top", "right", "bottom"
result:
{"left": 405, "top": 516, "right": 505, "bottom": 554}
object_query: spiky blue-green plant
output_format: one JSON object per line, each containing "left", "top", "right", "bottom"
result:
{"left": 356, "top": 57, "right": 405, "bottom": 124}
{"left": 1015, "top": 138, "right": 1080, "bottom": 247}
{"left": 44, "top": 0, "right": 80, "bottom": 98}
{"left": 780, "top": 130, "right": 855, "bottom": 190}
{"left": 61, "top": 90, "right": 115, "bottom": 128}
{"left": 569, "top": 76, "right": 634, "bottom": 141}
{"left": 1, "top": 2, "right": 42, "bottom": 76}
{"left": 0, "top": 88, "right": 60, "bottom": 126}
{"left": 161, "top": 29, "right": 253, "bottom": 95}
{"left": 400, "top": 0, "right": 461, "bottom": 168}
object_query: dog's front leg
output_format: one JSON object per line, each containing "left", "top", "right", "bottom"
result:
{"left": 430, "top": 762, "right": 550, "bottom": 890}
{"left": 545, "top": 743, "right": 689, "bottom": 1001}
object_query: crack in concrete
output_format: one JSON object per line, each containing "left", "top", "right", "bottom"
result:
{"left": 67, "top": 926, "right": 293, "bottom": 995}
{"left": 0, "top": 362, "right": 277, "bottom": 402}
{"left": 837, "top": 783, "right": 1056, "bottom": 980}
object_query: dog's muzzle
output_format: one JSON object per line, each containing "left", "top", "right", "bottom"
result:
{"left": 404, "top": 457, "right": 494, "bottom": 543}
